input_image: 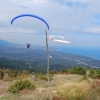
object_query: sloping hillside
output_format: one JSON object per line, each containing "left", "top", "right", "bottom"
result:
{"left": 0, "top": 73, "right": 100, "bottom": 100}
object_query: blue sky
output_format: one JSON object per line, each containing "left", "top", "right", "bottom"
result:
{"left": 0, "top": 0, "right": 100, "bottom": 47}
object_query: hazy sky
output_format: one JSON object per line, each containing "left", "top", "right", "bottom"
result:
{"left": 0, "top": 0, "right": 100, "bottom": 47}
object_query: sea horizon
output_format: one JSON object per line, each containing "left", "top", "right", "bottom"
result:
{"left": 58, "top": 46, "right": 100, "bottom": 60}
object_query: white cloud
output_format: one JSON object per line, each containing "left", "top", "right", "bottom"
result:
{"left": 84, "top": 26, "right": 100, "bottom": 33}
{"left": 0, "top": 27, "right": 36, "bottom": 34}
{"left": 0, "top": 0, "right": 100, "bottom": 46}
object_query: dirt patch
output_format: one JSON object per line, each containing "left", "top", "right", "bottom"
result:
{"left": 0, "top": 80, "right": 13, "bottom": 96}
{"left": 20, "top": 89, "right": 34, "bottom": 94}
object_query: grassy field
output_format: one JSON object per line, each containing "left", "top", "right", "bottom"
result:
{"left": 0, "top": 74, "right": 100, "bottom": 100}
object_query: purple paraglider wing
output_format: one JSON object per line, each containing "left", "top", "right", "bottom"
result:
{"left": 11, "top": 14, "right": 49, "bottom": 30}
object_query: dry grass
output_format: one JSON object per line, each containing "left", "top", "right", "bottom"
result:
{"left": 0, "top": 74, "right": 85, "bottom": 100}
{"left": 0, "top": 87, "right": 49, "bottom": 100}
{"left": 0, "top": 74, "right": 100, "bottom": 100}
{"left": 54, "top": 82, "right": 91, "bottom": 100}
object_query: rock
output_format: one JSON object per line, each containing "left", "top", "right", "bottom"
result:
{"left": 31, "top": 75, "right": 36, "bottom": 81}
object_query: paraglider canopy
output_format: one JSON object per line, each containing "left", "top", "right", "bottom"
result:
{"left": 26, "top": 43, "right": 31, "bottom": 48}
{"left": 11, "top": 14, "right": 49, "bottom": 30}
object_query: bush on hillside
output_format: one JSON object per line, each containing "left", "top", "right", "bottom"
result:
{"left": 0, "top": 70, "right": 4, "bottom": 79}
{"left": 40, "top": 76, "right": 48, "bottom": 81}
{"left": 71, "top": 66, "right": 86, "bottom": 75}
{"left": 89, "top": 69, "right": 95, "bottom": 75}
{"left": 50, "top": 70, "right": 57, "bottom": 74}
{"left": 89, "top": 69, "right": 100, "bottom": 79}
{"left": 9, "top": 70, "right": 18, "bottom": 78}
{"left": 61, "top": 69, "right": 68, "bottom": 74}
{"left": 89, "top": 74, "right": 99, "bottom": 79}
{"left": 22, "top": 70, "right": 29, "bottom": 75}
{"left": 8, "top": 79, "right": 35, "bottom": 94}
{"left": 95, "top": 69, "right": 99, "bottom": 74}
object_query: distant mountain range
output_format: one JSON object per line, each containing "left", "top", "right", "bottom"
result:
{"left": 0, "top": 39, "right": 100, "bottom": 72}
{"left": 0, "top": 39, "right": 11, "bottom": 46}
{"left": 0, "top": 39, "right": 20, "bottom": 48}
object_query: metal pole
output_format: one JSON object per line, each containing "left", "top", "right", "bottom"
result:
{"left": 45, "top": 30, "right": 52, "bottom": 100}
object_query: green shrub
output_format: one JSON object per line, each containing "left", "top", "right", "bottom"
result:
{"left": 0, "top": 70, "right": 4, "bottom": 79}
{"left": 8, "top": 79, "right": 35, "bottom": 94}
{"left": 9, "top": 70, "right": 18, "bottom": 78}
{"left": 22, "top": 70, "right": 29, "bottom": 75}
{"left": 89, "top": 74, "right": 99, "bottom": 79}
{"left": 50, "top": 70, "right": 57, "bottom": 74}
{"left": 71, "top": 66, "right": 86, "bottom": 75}
{"left": 97, "top": 73, "right": 100, "bottom": 78}
{"left": 61, "top": 69, "right": 68, "bottom": 74}
{"left": 88, "top": 69, "right": 100, "bottom": 79}
{"left": 89, "top": 69, "right": 95, "bottom": 75}
{"left": 81, "top": 75, "right": 87, "bottom": 80}
{"left": 40, "top": 76, "right": 48, "bottom": 81}
{"left": 79, "top": 75, "right": 90, "bottom": 82}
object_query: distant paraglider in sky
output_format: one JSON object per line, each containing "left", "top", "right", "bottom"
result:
{"left": 26, "top": 43, "right": 31, "bottom": 48}
{"left": 11, "top": 14, "right": 49, "bottom": 30}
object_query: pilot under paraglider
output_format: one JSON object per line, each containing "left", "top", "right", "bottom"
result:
{"left": 26, "top": 44, "right": 31, "bottom": 48}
